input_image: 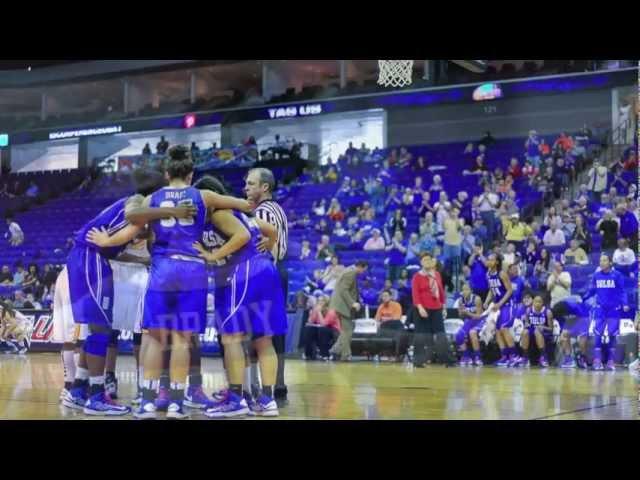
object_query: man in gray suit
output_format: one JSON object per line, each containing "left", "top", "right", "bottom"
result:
{"left": 328, "top": 261, "right": 369, "bottom": 361}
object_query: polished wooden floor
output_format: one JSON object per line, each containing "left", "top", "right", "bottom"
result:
{"left": 0, "top": 353, "right": 637, "bottom": 420}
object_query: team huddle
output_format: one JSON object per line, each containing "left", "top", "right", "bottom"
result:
{"left": 455, "top": 253, "right": 630, "bottom": 370}
{"left": 52, "top": 146, "right": 288, "bottom": 419}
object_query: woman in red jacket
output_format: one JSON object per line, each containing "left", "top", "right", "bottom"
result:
{"left": 411, "top": 252, "right": 447, "bottom": 367}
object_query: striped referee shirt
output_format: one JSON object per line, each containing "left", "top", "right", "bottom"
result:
{"left": 255, "top": 199, "right": 288, "bottom": 263}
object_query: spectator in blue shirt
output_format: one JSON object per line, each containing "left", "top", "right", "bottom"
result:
{"left": 524, "top": 240, "right": 539, "bottom": 277}
{"left": 405, "top": 233, "right": 421, "bottom": 266}
{"left": 472, "top": 217, "right": 489, "bottom": 252}
{"left": 525, "top": 130, "right": 541, "bottom": 169}
{"left": 385, "top": 231, "right": 407, "bottom": 282}
{"left": 466, "top": 243, "right": 489, "bottom": 302}
{"left": 617, "top": 202, "right": 638, "bottom": 246}
{"left": 453, "top": 191, "right": 472, "bottom": 226}
{"left": 611, "top": 166, "right": 630, "bottom": 195}
{"left": 417, "top": 191, "right": 435, "bottom": 217}
{"left": 508, "top": 263, "right": 526, "bottom": 306}
{"left": 364, "top": 177, "right": 386, "bottom": 214}
{"left": 13, "top": 264, "right": 26, "bottom": 286}
{"left": 418, "top": 212, "right": 439, "bottom": 251}
{"left": 461, "top": 225, "right": 476, "bottom": 265}
{"left": 385, "top": 185, "right": 403, "bottom": 212}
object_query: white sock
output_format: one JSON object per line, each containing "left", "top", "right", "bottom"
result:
{"left": 89, "top": 375, "right": 105, "bottom": 386}
{"left": 143, "top": 379, "right": 159, "bottom": 391}
{"left": 75, "top": 367, "right": 89, "bottom": 381}
{"left": 73, "top": 352, "right": 80, "bottom": 368}
{"left": 62, "top": 350, "right": 76, "bottom": 384}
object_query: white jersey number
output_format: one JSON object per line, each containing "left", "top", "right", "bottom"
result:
{"left": 159, "top": 200, "right": 195, "bottom": 228}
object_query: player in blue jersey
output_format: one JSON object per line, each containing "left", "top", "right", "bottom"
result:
{"left": 581, "top": 254, "right": 630, "bottom": 371}
{"left": 553, "top": 297, "right": 591, "bottom": 369}
{"left": 455, "top": 283, "right": 486, "bottom": 367}
{"left": 192, "top": 175, "right": 286, "bottom": 418}
{"left": 483, "top": 254, "right": 521, "bottom": 367}
{"left": 519, "top": 295, "right": 554, "bottom": 368}
{"left": 64, "top": 166, "right": 190, "bottom": 416}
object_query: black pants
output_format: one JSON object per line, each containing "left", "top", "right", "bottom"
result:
{"left": 303, "top": 326, "right": 338, "bottom": 359}
{"left": 409, "top": 307, "right": 449, "bottom": 365}
{"left": 274, "top": 261, "right": 289, "bottom": 395}
{"left": 379, "top": 321, "right": 410, "bottom": 358}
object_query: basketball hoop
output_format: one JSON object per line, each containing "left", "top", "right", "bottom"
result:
{"left": 378, "top": 60, "right": 414, "bottom": 88}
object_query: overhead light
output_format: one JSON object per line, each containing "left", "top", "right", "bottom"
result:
{"left": 27, "top": 66, "right": 32, "bottom": 71}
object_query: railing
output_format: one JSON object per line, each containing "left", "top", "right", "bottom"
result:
{"left": 602, "top": 116, "right": 635, "bottom": 168}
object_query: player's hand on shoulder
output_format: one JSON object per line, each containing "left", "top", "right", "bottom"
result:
{"left": 256, "top": 236, "right": 270, "bottom": 253}
{"left": 86, "top": 227, "right": 110, "bottom": 247}
{"left": 173, "top": 204, "right": 197, "bottom": 219}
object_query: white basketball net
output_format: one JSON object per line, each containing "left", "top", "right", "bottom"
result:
{"left": 378, "top": 60, "right": 414, "bottom": 87}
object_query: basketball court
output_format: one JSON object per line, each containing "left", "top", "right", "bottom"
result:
{"left": 0, "top": 354, "right": 636, "bottom": 420}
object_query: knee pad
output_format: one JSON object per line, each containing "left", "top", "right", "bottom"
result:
{"left": 272, "top": 334, "right": 286, "bottom": 354}
{"left": 109, "top": 329, "right": 121, "bottom": 347}
{"left": 84, "top": 333, "right": 110, "bottom": 357}
{"left": 133, "top": 333, "right": 142, "bottom": 347}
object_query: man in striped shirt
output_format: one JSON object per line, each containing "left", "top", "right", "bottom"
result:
{"left": 245, "top": 168, "right": 290, "bottom": 405}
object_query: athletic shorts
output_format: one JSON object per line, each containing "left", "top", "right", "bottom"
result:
{"left": 111, "top": 261, "right": 149, "bottom": 333}
{"left": 523, "top": 325, "right": 553, "bottom": 339}
{"left": 213, "top": 253, "right": 288, "bottom": 338}
{"left": 142, "top": 256, "right": 207, "bottom": 332}
{"left": 52, "top": 267, "right": 89, "bottom": 343}
{"left": 455, "top": 317, "right": 486, "bottom": 345}
{"left": 67, "top": 246, "right": 114, "bottom": 328}
{"left": 495, "top": 303, "right": 515, "bottom": 329}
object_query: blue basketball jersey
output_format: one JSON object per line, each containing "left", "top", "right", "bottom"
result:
{"left": 149, "top": 186, "right": 207, "bottom": 258}
{"left": 461, "top": 294, "right": 478, "bottom": 312}
{"left": 487, "top": 270, "right": 510, "bottom": 304}
{"left": 74, "top": 197, "right": 129, "bottom": 259}
{"left": 203, "top": 210, "right": 260, "bottom": 267}
{"left": 527, "top": 306, "right": 549, "bottom": 326}
{"left": 584, "top": 269, "right": 627, "bottom": 309}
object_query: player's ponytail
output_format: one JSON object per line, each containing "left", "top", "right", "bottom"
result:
{"left": 166, "top": 145, "right": 194, "bottom": 180}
